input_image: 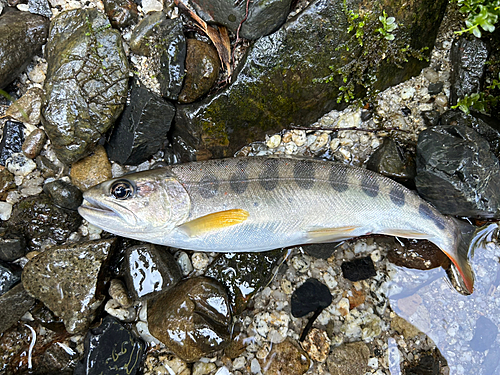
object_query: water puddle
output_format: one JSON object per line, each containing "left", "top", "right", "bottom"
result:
{"left": 386, "top": 235, "right": 500, "bottom": 374}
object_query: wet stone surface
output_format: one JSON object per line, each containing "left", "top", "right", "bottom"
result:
{"left": 103, "top": 0, "right": 138, "bottom": 29}
{"left": 43, "top": 179, "right": 83, "bottom": 210}
{"left": 0, "top": 262, "right": 20, "bottom": 295}
{"left": 258, "top": 338, "right": 310, "bottom": 375}
{"left": 124, "top": 244, "right": 181, "bottom": 301}
{"left": 106, "top": 80, "right": 176, "bottom": 165}
{"left": 70, "top": 145, "right": 113, "bottom": 191}
{"left": 415, "top": 123, "right": 500, "bottom": 218}
{"left": 0, "top": 283, "right": 35, "bottom": 334}
{"left": 0, "top": 228, "right": 26, "bottom": 262}
{"left": 22, "top": 238, "right": 116, "bottom": 333}
{"left": 5, "top": 87, "right": 44, "bottom": 127}
{"left": 74, "top": 316, "right": 144, "bottom": 375}
{"left": 205, "top": 249, "right": 286, "bottom": 315}
{"left": 147, "top": 276, "right": 231, "bottom": 362}
{"left": 327, "top": 341, "right": 371, "bottom": 375}
{"left": 0, "top": 120, "right": 24, "bottom": 166}
{"left": 0, "top": 8, "right": 49, "bottom": 89}
{"left": 366, "top": 138, "right": 416, "bottom": 182}
{"left": 22, "top": 128, "right": 47, "bottom": 159}
{"left": 387, "top": 238, "right": 449, "bottom": 270}
{"left": 129, "top": 12, "right": 185, "bottom": 100}
{"left": 9, "top": 194, "right": 82, "bottom": 250}
{"left": 42, "top": 8, "right": 129, "bottom": 165}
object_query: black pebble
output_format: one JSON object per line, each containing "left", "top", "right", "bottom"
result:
{"left": 0, "top": 120, "right": 24, "bottom": 166}
{"left": 74, "top": 316, "right": 145, "bottom": 375}
{"left": 0, "top": 228, "right": 26, "bottom": 262}
{"left": 427, "top": 82, "right": 444, "bottom": 96}
{"left": 341, "top": 256, "right": 377, "bottom": 281}
{"left": 43, "top": 180, "right": 83, "bottom": 210}
{"left": 291, "top": 278, "right": 332, "bottom": 318}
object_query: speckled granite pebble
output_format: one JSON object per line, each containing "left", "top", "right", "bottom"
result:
{"left": 22, "top": 238, "right": 116, "bottom": 333}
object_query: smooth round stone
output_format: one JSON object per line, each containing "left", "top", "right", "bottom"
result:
{"left": 148, "top": 276, "right": 231, "bottom": 362}
{"left": 43, "top": 179, "right": 83, "bottom": 210}
{"left": 0, "top": 201, "right": 13, "bottom": 221}
{"left": 6, "top": 153, "right": 36, "bottom": 176}
{"left": 70, "top": 145, "right": 112, "bottom": 191}
{"left": 22, "top": 128, "right": 47, "bottom": 159}
{"left": 0, "top": 228, "right": 26, "bottom": 261}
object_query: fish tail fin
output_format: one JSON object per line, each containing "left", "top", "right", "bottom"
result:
{"left": 446, "top": 220, "right": 499, "bottom": 294}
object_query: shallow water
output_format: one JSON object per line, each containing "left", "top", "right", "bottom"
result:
{"left": 387, "top": 235, "right": 500, "bottom": 374}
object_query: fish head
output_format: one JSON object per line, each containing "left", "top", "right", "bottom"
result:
{"left": 78, "top": 169, "right": 190, "bottom": 241}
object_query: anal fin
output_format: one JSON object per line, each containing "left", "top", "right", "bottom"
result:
{"left": 307, "top": 226, "right": 360, "bottom": 243}
{"left": 179, "top": 209, "right": 249, "bottom": 237}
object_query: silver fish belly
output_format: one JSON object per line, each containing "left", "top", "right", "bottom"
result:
{"left": 78, "top": 156, "right": 477, "bottom": 292}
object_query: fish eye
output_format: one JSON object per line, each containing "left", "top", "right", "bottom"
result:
{"left": 110, "top": 180, "right": 135, "bottom": 200}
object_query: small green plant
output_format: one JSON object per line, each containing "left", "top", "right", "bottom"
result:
{"left": 454, "top": 0, "right": 500, "bottom": 37}
{"left": 376, "top": 11, "right": 398, "bottom": 41}
{"left": 452, "top": 72, "right": 500, "bottom": 113}
{"left": 346, "top": 8, "right": 366, "bottom": 46}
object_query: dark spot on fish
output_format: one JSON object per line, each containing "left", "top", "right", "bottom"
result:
{"left": 293, "top": 160, "right": 315, "bottom": 190}
{"left": 230, "top": 163, "right": 248, "bottom": 195}
{"left": 329, "top": 167, "right": 349, "bottom": 192}
{"left": 259, "top": 159, "right": 279, "bottom": 191}
{"left": 361, "top": 174, "right": 379, "bottom": 197}
{"left": 199, "top": 173, "right": 219, "bottom": 199}
{"left": 419, "top": 203, "right": 446, "bottom": 230}
{"left": 390, "top": 186, "right": 405, "bottom": 206}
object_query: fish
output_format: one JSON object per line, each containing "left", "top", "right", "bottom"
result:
{"left": 78, "top": 156, "right": 494, "bottom": 294}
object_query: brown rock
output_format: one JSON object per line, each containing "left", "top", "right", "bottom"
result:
{"left": 391, "top": 315, "right": 423, "bottom": 338}
{"left": 0, "top": 168, "right": 15, "bottom": 200}
{"left": 347, "top": 288, "right": 366, "bottom": 310}
{"left": 387, "top": 238, "right": 449, "bottom": 270}
{"left": 178, "top": 39, "right": 220, "bottom": 104}
{"left": 259, "top": 338, "right": 310, "bottom": 375}
{"left": 70, "top": 145, "right": 112, "bottom": 191}
{"left": 148, "top": 276, "right": 232, "bottom": 362}
{"left": 327, "top": 341, "right": 370, "bottom": 375}
{"left": 5, "top": 87, "right": 44, "bottom": 126}
{"left": 22, "top": 128, "right": 47, "bottom": 159}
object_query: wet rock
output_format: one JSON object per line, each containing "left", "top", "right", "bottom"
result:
{"left": 5, "top": 86, "right": 44, "bottom": 126}
{"left": 0, "top": 168, "right": 15, "bottom": 200}
{"left": 148, "top": 276, "right": 231, "bottom": 362}
{"left": 174, "top": 0, "right": 446, "bottom": 160}
{"left": 0, "top": 120, "right": 24, "bottom": 166}
{"left": 0, "top": 262, "right": 20, "bottom": 295}
{"left": 106, "top": 80, "right": 175, "bottom": 165}
{"left": 366, "top": 138, "right": 415, "bottom": 181}
{"left": 205, "top": 249, "right": 286, "bottom": 315}
{"left": 404, "top": 349, "right": 447, "bottom": 375}
{"left": 70, "top": 145, "right": 113, "bottom": 191}
{"left": 143, "top": 350, "right": 190, "bottom": 375}
{"left": 387, "top": 238, "right": 449, "bottom": 270}
{"left": 28, "top": 0, "right": 52, "bottom": 18}
{"left": 258, "top": 338, "right": 310, "bottom": 375}
{"left": 103, "top": 0, "right": 138, "bottom": 28}
{"left": 130, "top": 12, "right": 186, "bottom": 100}
{"left": 427, "top": 82, "right": 443, "bottom": 95}
{"left": 189, "top": 0, "right": 292, "bottom": 40}
{"left": 178, "top": 39, "right": 220, "bottom": 104}
{"left": 421, "top": 110, "right": 440, "bottom": 127}
{"left": 30, "top": 302, "right": 66, "bottom": 333}
{"left": 74, "top": 316, "right": 144, "bottom": 375}
{"left": 391, "top": 315, "right": 422, "bottom": 338}
{"left": 0, "top": 283, "right": 35, "bottom": 334}
{"left": 441, "top": 109, "right": 500, "bottom": 157}
{"left": 450, "top": 35, "right": 490, "bottom": 106}
{"left": 469, "top": 316, "right": 498, "bottom": 352}
{"left": 0, "top": 228, "right": 26, "bottom": 261}
{"left": 415, "top": 123, "right": 500, "bottom": 218}
{"left": 22, "top": 238, "right": 116, "bottom": 333}
{"left": 327, "top": 341, "right": 370, "bottom": 375}
{"left": 9, "top": 194, "right": 82, "bottom": 250}
{"left": 22, "top": 128, "right": 47, "bottom": 159}
{"left": 42, "top": 8, "right": 129, "bottom": 165}
{"left": 124, "top": 244, "right": 182, "bottom": 301}
{"left": 43, "top": 179, "right": 83, "bottom": 210}
{"left": 108, "top": 279, "right": 133, "bottom": 308}
{"left": 341, "top": 256, "right": 377, "bottom": 281}
{"left": 6, "top": 152, "right": 36, "bottom": 176}
{"left": 0, "top": 8, "right": 49, "bottom": 89}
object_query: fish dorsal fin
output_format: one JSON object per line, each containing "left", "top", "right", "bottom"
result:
{"left": 306, "top": 226, "right": 360, "bottom": 243}
{"left": 179, "top": 209, "right": 249, "bottom": 237}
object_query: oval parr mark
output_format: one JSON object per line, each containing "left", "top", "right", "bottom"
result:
{"left": 329, "top": 167, "right": 349, "bottom": 192}
{"left": 259, "top": 159, "right": 279, "bottom": 191}
{"left": 389, "top": 186, "right": 405, "bottom": 207}
{"left": 361, "top": 174, "right": 379, "bottom": 198}
{"left": 293, "top": 160, "right": 315, "bottom": 190}
{"left": 419, "top": 203, "right": 446, "bottom": 230}
{"left": 198, "top": 173, "right": 219, "bottom": 199}
{"left": 230, "top": 162, "right": 249, "bottom": 195}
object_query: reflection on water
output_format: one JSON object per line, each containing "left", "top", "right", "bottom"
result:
{"left": 386, "top": 235, "right": 500, "bottom": 374}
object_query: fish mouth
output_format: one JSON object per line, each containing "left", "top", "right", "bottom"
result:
{"left": 79, "top": 196, "right": 116, "bottom": 215}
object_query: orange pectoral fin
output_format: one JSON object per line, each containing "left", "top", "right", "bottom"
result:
{"left": 306, "top": 226, "right": 360, "bottom": 243}
{"left": 179, "top": 209, "right": 249, "bottom": 237}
